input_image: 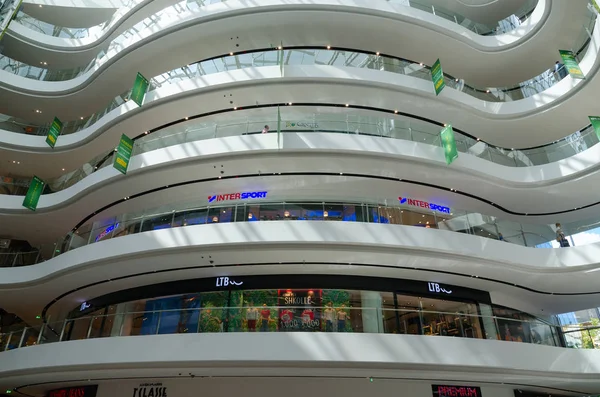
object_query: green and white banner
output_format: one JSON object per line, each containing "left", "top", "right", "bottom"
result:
{"left": 559, "top": 50, "right": 585, "bottom": 79}
{"left": 130, "top": 72, "right": 149, "bottom": 106}
{"left": 45, "top": 117, "right": 63, "bottom": 148}
{"left": 431, "top": 59, "right": 445, "bottom": 96}
{"left": 440, "top": 124, "right": 458, "bottom": 165}
{"left": 113, "top": 134, "right": 134, "bottom": 174}
{"left": 0, "top": 0, "right": 23, "bottom": 41}
{"left": 590, "top": 116, "right": 600, "bottom": 141}
{"left": 592, "top": 0, "right": 600, "bottom": 13}
{"left": 22, "top": 176, "right": 45, "bottom": 211}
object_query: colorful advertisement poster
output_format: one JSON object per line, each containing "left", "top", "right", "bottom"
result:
{"left": 440, "top": 124, "right": 458, "bottom": 165}
{"left": 22, "top": 176, "right": 45, "bottom": 211}
{"left": 130, "top": 72, "right": 149, "bottom": 106}
{"left": 431, "top": 58, "right": 446, "bottom": 95}
{"left": 590, "top": 116, "right": 600, "bottom": 141}
{"left": 113, "top": 134, "right": 134, "bottom": 174}
{"left": 559, "top": 50, "right": 585, "bottom": 79}
{"left": 45, "top": 117, "right": 62, "bottom": 148}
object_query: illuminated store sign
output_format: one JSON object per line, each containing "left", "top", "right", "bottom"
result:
{"left": 432, "top": 385, "right": 482, "bottom": 397}
{"left": 399, "top": 196, "right": 450, "bottom": 214}
{"left": 47, "top": 385, "right": 98, "bottom": 397}
{"left": 428, "top": 282, "right": 452, "bottom": 294}
{"left": 216, "top": 276, "right": 243, "bottom": 287}
{"left": 208, "top": 191, "right": 267, "bottom": 203}
{"left": 95, "top": 223, "right": 119, "bottom": 242}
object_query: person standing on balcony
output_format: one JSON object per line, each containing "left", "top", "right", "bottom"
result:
{"left": 262, "top": 125, "right": 270, "bottom": 134}
{"left": 556, "top": 223, "right": 570, "bottom": 247}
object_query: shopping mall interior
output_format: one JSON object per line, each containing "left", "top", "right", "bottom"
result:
{"left": 1, "top": 0, "right": 600, "bottom": 396}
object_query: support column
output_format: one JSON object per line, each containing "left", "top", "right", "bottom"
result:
{"left": 361, "top": 291, "right": 383, "bottom": 333}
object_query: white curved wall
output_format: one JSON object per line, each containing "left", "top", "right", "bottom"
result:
{"left": 2, "top": 132, "right": 600, "bottom": 245}
{"left": 1, "top": 333, "right": 599, "bottom": 394}
{"left": 0, "top": 0, "right": 591, "bottom": 125}
{"left": 2, "top": 221, "right": 600, "bottom": 321}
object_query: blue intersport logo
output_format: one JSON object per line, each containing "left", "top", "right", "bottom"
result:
{"left": 398, "top": 196, "right": 450, "bottom": 214}
{"left": 208, "top": 191, "right": 268, "bottom": 203}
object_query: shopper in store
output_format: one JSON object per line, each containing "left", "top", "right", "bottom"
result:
{"left": 555, "top": 223, "right": 570, "bottom": 247}
{"left": 336, "top": 304, "right": 350, "bottom": 332}
{"left": 246, "top": 302, "right": 259, "bottom": 332}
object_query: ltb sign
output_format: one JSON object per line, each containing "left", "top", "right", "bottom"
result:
{"left": 215, "top": 276, "right": 243, "bottom": 287}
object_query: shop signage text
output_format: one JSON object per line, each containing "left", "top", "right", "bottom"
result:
{"left": 132, "top": 383, "right": 167, "bottom": 397}
{"left": 47, "top": 385, "right": 98, "bottom": 397}
{"left": 428, "top": 282, "right": 452, "bottom": 295}
{"left": 399, "top": 196, "right": 450, "bottom": 214}
{"left": 216, "top": 276, "right": 243, "bottom": 287}
{"left": 80, "top": 302, "right": 91, "bottom": 311}
{"left": 432, "top": 385, "right": 482, "bottom": 397}
{"left": 95, "top": 223, "right": 119, "bottom": 242}
{"left": 286, "top": 121, "right": 319, "bottom": 129}
{"left": 208, "top": 191, "right": 268, "bottom": 203}
{"left": 284, "top": 295, "right": 313, "bottom": 305}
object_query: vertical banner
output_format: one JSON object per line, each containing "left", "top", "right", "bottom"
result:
{"left": 590, "top": 116, "right": 600, "bottom": 141}
{"left": 130, "top": 72, "right": 149, "bottom": 107}
{"left": 440, "top": 124, "right": 458, "bottom": 165}
{"left": 431, "top": 58, "right": 445, "bottom": 95}
{"left": 277, "top": 105, "right": 281, "bottom": 148}
{"left": 22, "top": 176, "right": 45, "bottom": 211}
{"left": 592, "top": 0, "right": 600, "bottom": 13}
{"left": 559, "top": 50, "right": 585, "bottom": 79}
{"left": 113, "top": 134, "right": 134, "bottom": 174}
{"left": 45, "top": 117, "right": 63, "bottom": 148}
{"left": 279, "top": 42, "right": 284, "bottom": 77}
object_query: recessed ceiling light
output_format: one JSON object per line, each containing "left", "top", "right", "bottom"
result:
{"left": 345, "top": 104, "right": 349, "bottom": 107}
{"left": 185, "top": 117, "right": 188, "bottom": 120}
{"left": 62, "top": 168, "right": 65, "bottom": 171}
{"left": 394, "top": 110, "right": 398, "bottom": 114}
{"left": 80, "top": 117, "right": 84, "bottom": 120}
{"left": 144, "top": 131, "right": 148, "bottom": 134}
{"left": 288, "top": 102, "right": 292, "bottom": 105}
{"left": 376, "top": 52, "right": 380, "bottom": 56}
{"left": 326, "top": 45, "right": 331, "bottom": 49}
{"left": 277, "top": 46, "right": 282, "bottom": 50}
{"left": 229, "top": 52, "right": 234, "bottom": 56}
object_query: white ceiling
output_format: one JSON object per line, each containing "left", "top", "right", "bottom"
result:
{"left": 21, "top": 0, "right": 119, "bottom": 27}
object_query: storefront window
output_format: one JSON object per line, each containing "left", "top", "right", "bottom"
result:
{"left": 57, "top": 281, "right": 558, "bottom": 347}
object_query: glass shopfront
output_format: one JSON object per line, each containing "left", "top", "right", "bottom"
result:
{"left": 63, "top": 275, "right": 561, "bottom": 347}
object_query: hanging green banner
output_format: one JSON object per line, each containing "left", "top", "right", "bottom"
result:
{"left": 22, "top": 176, "right": 45, "bottom": 211}
{"left": 431, "top": 58, "right": 445, "bottom": 96}
{"left": 592, "top": 0, "right": 600, "bottom": 13}
{"left": 0, "top": 0, "right": 24, "bottom": 41}
{"left": 440, "top": 124, "right": 458, "bottom": 165}
{"left": 113, "top": 134, "right": 134, "bottom": 174}
{"left": 559, "top": 50, "right": 585, "bottom": 79}
{"left": 130, "top": 72, "right": 149, "bottom": 107}
{"left": 45, "top": 117, "right": 63, "bottom": 148}
{"left": 590, "top": 116, "right": 600, "bottom": 141}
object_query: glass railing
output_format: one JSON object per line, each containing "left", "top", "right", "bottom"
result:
{"left": 0, "top": 305, "right": 562, "bottom": 352}
{"left": 561, "top": 324, "right": 600, "bottom": 349}
{"left": 14, "top": 12, "right": 110, "bottom": 39}
{"left": 4, "top": 105, "right": 599, "bottom": 199}
{"left": 0, "top": 0, "right": 569, "bottom": 99}
{"left": 0, "top": 250, "right": 42, "bottom": 267}
{"left": 5, "top": 198, "right": 581, "bottom": 268}
{"left": 1, "top": 20, "right": 596, "bottom": 143}
{"left": 406, "top": 0, "right": 538, "bottom": 35}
